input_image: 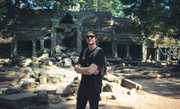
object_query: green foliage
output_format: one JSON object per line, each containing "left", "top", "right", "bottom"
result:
{"left": 0, "top": 1, "right": 9, "bottom": 18}
{"left": 0, "top": 7, "right": 8, "bottom": 17}
{"left": 121, "top": 0, "right": 180, "bottom": 38}
{"left": 1, "top": 0, "right": 179, "bottom": 39}
{"left": 79, "top": 0, "right": 86, "bottom": 7}
{"left": 36, "top": 0, "right": 54, "bottom": 8}
{"left": 97, "top": 0, "right": 124, "bottom": 17}
{"left": 155, "top": 37, "right": 178, "bottom": 46}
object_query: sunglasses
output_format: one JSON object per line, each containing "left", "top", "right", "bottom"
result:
{"left": 86, "top": 35, "right": 95, "bottom": 39}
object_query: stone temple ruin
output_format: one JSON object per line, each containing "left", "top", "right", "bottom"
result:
{"left": 0, "top": 7, "right": 180, "bottom": 109}
{"left": 0, "top": 10, "right": 179, "bottom": 64}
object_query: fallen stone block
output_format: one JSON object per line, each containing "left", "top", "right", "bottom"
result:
{"left": 0, "top": 88, "right": 8, "bottom": 95}
{"left": 61, "top": 85, "right": 76, "bottom": 97}
{"left": 121, "top": 78, "right": 143, "bottom": 90}
{"left": 100, "top": 92, "right": 116, "bottom": 102}
{"left": 39, "top": 75, "right": 48, "bottom": 84}
{"left": 36, "top": 84, "right": 57, "bottom": 94}
{"left": 4, "top": 88, "right": 24, "bottom": 95}
{"left": 36, "top": 91, "right": 48, "bottom": 104}
{"left": 102, "top": 84, "right": 113, "bottom": 92}
{"left": 0, "top": 92, "right": 37, "bottom": 109}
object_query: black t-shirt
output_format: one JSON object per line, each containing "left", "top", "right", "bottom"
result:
{"left": 78, "top": 47, "right": 105, "bottom": 97}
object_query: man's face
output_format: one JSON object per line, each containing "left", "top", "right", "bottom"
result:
{"left": 86, "top": 35, "right": 97, "bottom": 45}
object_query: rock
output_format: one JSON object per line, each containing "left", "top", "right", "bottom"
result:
{"left": 21, "top": 81, "right": 37, "bottom": 92}
{"left": 65, "top": 96, "right": 76, "bottom": 101}
{"left": 0, "top": 88, "right": 8, "bottom": 95}
{"left": 62, "top": 85, "right": 76, "bottom": 97}
{"left": 106, "top": 66, "right": 113, "bottom": 73}
{"left": 55, "top": 45, "right": 62, "bottom": 55}
{"left": 111, "top": 95, "right": 116, "bottom": 100}
{"left": 48, "top": 61, "right": 53, "bottom": 66}
{"left": 103, "top": 84, "right": 113, "bottom": 92}
{"left": 10, "top": 56, "right": 25, "bottom": 66}
{"left": 121, "top": 78, "right": 143, "bottom": 90}
{"left": 21, "top": 58, "right": 32, "bottom": 67}
{"left": 56, "top": 83, "right": 70, "bottom": 95}
{"left": 62, "top": 58, "right": 72, "bottom": 67}
{"left": 103, "top": 74, "right": 121, "bottom": 83}
{"left": 36, "top": 91, "right": 48, "bottom": 105}
{"left": 36, "top": 84, "right": 57, "bottom": 93}
{"left": 70, "top": 56, "right": 79, "bottom": 66}
{"left": 100, "top": 92, "right": 115, "bottom": 101}
{"left": 37, "top": 53, "right": 49, "bottom": 61}
{"left": 39, "top": 75, "right": 48, "bottom": 84}
{"left": 48, "top": 94, "right": 65, "bottom": 104}
{"left": 4, "top": 88, "right": 24, "bottom": 95}
{"left": 48, "top": 76, "right": 63, "bottom": 84}
{"left": 127, "top": 89, "right": 137, "bottom": 95}
{"left": 13, "top": 68, "right": 36, "bottom": 87}
{"left": 0, "top": 92, "right": 37, "bottom": 109}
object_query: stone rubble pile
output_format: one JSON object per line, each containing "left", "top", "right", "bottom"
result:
{"left": 0, "top": 51, "right": 152, "bottom": 109}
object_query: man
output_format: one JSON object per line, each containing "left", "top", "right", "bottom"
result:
{"left": 74, "top": 31, "right": 106, "bottom": 109}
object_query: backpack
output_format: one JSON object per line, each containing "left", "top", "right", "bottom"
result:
{"left": 82, "top": 47, "right": 107, "bottom": 76}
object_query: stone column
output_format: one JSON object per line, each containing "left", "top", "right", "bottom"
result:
{"left": 142, "top": 42, "right": 147, "bottom": 62}
{"left": 10, "top": 42, "right": 14, "bottom": 58}
{"left": 13, "top": 40, "right": 18, "bottom": 57}
{"left": 50, "top": 27, "right": 56, "bottom": 56}
{"left": 126, "top": 45, "right": 131, "bottom": 59}
{"left": 178, "top": 47, "right": 180, "bottom": 59}
{"left": 50, "top": 34, "right": 53, "bottom": 56}
{"left": 166, "top": 48, "right": 170, "bottom": 63}
{"left": 156, "top": 47, "right": 160, "bottom": 62}
{"left": 40, "top": 39, "right": 44, "bottom": 52}
{"left": 112, "top": 40, "right": 118, "bottom": 58}
{"left": 50, "top": 18, "right": 58, "bottom": 56}
{"left": 77, "top": 23, "right": 82, "bottom": 54}
{"left": 32, "top": 40, "right": 36, "bottom": 56}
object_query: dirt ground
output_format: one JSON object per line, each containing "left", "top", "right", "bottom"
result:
{"left": 3, "top": 89, "right": 180, "bottom": 109}
{"left": 1, "top": 66, "right": 180, "bottom": 109}
{"left": 45, "top": 78, "right": 180, "bottom": 109}
{"left": 46, "top": 87, "right": 180, "bottom": 109}
{"left": 64, "top": 66, "right": 180, "bottom": 109}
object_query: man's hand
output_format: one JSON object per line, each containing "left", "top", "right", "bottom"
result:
{"left": 73, "top": 64, "right": 81, "bottom": 74}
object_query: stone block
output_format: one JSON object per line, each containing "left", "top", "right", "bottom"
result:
{"left": 36, "top": 91, "right": 48, "bottom": 104}
{"left": 0, "top": 88, "right": 8, "bottom": 95}
{"left": 121, "top": 78, "right": 142, "bottom": 90}
{"left": 0, "top": 92, "right": 37, "bottom": 109}
{"left": 36, "top": 84, "right": 57, "bottom": 94}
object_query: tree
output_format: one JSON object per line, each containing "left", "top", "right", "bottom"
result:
{"left": 171, "top": 0, "right": 180, "bottom": 36}
{"left": 121, "top": 0, "right": 179, "bottom": 38}
{"left": 92, "top": 0, "right": 124, "bottom": 17}
{"left": 0, "top": 0, "right": 14, "bottom": 29}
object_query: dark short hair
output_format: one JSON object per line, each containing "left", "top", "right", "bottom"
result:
{"left": 86, "top": 31, "right": 96, "bottom": 37}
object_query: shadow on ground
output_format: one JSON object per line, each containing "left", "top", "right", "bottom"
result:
{"left": 133, "top": 78, "right": 180, "bottom": 99}
{"left": 61, "top": 104, "right": 133, "bottom": 109}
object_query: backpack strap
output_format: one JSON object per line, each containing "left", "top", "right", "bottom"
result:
{"left": 82, "top": 48, "right": 88, "bottom": 60}
{"left": 82, "top": 47, "right": 101, "bottom": 60}
{"left": 92, "top": 47, "right": 101, "bottom": 57}
{"left": 92, "top": 47, "right": 107, "bottom": 76}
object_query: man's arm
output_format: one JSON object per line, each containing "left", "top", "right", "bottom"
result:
{"left": 74, "top": 64, "right": 98, "bottom": 75}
